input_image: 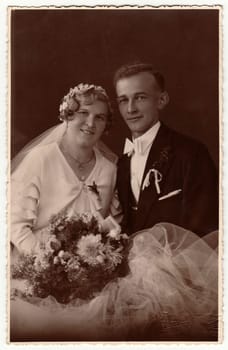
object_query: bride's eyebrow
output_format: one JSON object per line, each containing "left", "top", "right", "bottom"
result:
{"left": 77, "top": 107, "right": 89, "bottom": 111}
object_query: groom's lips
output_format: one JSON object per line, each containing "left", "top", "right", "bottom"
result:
{"left": 127, "top": 116, "right": 143, "bottom": 122}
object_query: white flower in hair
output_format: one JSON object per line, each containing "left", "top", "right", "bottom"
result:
{"left": 59, "top": 101, "right": 68, "bottom": 112}
{"left": 59, "top": 83, "right": 109, "bottom": 121}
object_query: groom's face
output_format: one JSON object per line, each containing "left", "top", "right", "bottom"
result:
{"left": 116, "top": 72, "right": 164, "bottom": 138}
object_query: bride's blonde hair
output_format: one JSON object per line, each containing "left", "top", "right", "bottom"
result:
{"left": 59, "top": 83, "right": 113, "bottom": 130}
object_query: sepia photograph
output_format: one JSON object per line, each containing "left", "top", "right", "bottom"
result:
{"left": 9, "top": 5, "right": 221, "bottom": 344}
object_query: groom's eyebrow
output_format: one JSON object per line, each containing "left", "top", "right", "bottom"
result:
{"left": 135, "top": 92, "right": 148, "bottom": 96}
{"left": 116, "top": 94, "right": 126, "bottom": 98}
{"left": 117, "top": 91, "right": 147, "bottom": 99}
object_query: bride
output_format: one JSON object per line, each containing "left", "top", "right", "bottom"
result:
{"left": 10, "top": 83, "right": 218, "bottom": 342}
{"left": 11, "top": 83, "right": 121, "bottom": 255}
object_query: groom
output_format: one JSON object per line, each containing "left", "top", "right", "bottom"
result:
{"left": 115, "top": 62, "right": 218, "bottom": 236}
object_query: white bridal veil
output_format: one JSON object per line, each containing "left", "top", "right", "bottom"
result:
{"left": 11, "top": 122, "right": 118, "bottom": 173}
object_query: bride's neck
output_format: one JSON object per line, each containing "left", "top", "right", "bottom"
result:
{"left": 61, "top": 135, "right": 94, "bottom": 162}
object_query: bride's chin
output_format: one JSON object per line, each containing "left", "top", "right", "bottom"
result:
{"left": 74, "top": 134, "right": 93, "bottom": 145}
{"left": 77, "top": 139, "right": 96, "bottom": 149}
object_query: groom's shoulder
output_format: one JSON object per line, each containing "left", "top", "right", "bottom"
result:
{"left": 163, "top": 124, "right": 209, "bottom": 156}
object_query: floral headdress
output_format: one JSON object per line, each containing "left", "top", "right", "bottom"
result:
{"left": 59, "top": 83, "right": 112, "bottom": 123}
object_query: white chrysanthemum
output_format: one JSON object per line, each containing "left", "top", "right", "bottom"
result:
{"left": 77, "top": 234, "right": 104, "bottom": 265}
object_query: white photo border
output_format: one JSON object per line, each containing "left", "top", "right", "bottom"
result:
{"left": 1, "top": 1, "right": 227, "bottom": 349}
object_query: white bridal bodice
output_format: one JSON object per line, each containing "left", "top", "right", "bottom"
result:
{"left": 11, "top": 142, "right": 121, "bottom": 254}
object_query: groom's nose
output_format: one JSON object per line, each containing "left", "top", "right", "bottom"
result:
{"left": 127, "top": 99, "right": 137, "bottom": 114}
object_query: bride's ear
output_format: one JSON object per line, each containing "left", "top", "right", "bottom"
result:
{"left": 158, "top": 91, "right": 169, "bottom": 110}
{"left": 67, "top": 114, "right": 75, "bottom": 121}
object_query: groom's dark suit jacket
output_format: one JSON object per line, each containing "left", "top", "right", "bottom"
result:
{"left": 117, "top": 123, "right": 218, "bottom": 237}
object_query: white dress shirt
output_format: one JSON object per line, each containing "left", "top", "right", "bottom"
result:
{"left": 125, "top": 121, "right": 161, "bottom": 203}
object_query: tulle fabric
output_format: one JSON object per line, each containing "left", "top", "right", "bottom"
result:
{"left": 11, "top": 122, "right": 118, "bottom": 173}
{"left": 10, "top": 223, "right": 218, "bottom": 341}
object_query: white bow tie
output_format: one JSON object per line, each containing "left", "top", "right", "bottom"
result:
{"left": 123, "top": 138, "right": 143, "bottom": 156}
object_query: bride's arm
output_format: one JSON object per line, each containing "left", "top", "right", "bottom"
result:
{"left": 109, "top": 189, "right": 123, "bottom": 224}
{"left": 108, "top": 164, "right": 123, "bottom": 224}
{"left": 11, "top": 150, "right": 42, "bottom": 254}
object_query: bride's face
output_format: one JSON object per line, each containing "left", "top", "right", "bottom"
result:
{"left": 67, "top": 99, "right": 108, "bottom": 147}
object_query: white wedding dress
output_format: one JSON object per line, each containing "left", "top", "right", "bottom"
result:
{"left": 11, "top": 223, "right": 218, "bottom": 342}
{"left": 11, "top": 142, "right": 121, "bottom": 254}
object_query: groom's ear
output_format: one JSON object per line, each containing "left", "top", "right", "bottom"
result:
{"left": 157, "top": 91, "right": 169, "bottom": 110}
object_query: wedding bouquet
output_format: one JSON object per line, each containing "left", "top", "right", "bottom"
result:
{"left": 11, "top": 212, "right": 129, "bottom": 304}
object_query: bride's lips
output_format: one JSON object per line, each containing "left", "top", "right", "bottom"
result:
{"left": 81, "top": 128, "right": 95, "bottom": 135}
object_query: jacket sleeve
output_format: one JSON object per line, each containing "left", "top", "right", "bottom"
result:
{"left": 181, "top": 143, "right": 218, "bottom": 236}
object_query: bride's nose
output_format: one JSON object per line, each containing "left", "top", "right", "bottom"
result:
{"left": 85, "top": 114, "right": 95, "bottom": 128}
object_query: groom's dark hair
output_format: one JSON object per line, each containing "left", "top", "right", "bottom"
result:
{"left": 113, "top": 62, "right": 165, "bottom": 92}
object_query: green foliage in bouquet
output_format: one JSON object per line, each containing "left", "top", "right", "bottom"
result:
{"left": 11, "top": 212, "right": 129, "bottom": 304}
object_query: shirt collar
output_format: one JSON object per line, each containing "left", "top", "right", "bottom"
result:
{"left": 123, "top": 121, "right": 161, "bottom": 156}
{"left": 132, "top": 121, "right": 161, "bottom": 155}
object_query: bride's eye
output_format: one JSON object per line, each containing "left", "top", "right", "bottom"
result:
{"left": 96, "top": 114, "right": 106, "bottom": 122}
{"left": 77, "top": 110, "right": 89, "bottom": 117}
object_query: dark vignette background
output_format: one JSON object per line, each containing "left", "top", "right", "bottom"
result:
{"left": 11, "top": 9, "right": 219, "bottom": 167}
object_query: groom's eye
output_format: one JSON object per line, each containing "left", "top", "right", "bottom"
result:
{"left": 117, "top": 97, "right": 128, "bottom": 105}
{"left": 135, "top": 95, "right": 147, "bottom": 101}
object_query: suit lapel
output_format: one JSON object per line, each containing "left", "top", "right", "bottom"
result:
{"left": 135, "top": 124, "right": 174, "bottom": 230}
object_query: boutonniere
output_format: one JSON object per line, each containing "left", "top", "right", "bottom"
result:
{"left": 142, "top": 146, "right": 171, "bottom": 194}
{"left": 88, "top": 181, "right": 100, "bottom": 200}
{"left": 152, "top": 146, "right": 171, "bottom": 169}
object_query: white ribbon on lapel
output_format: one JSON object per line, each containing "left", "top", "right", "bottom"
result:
{"left": 142, "top": 168, "right": 163, "bottom": 194}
